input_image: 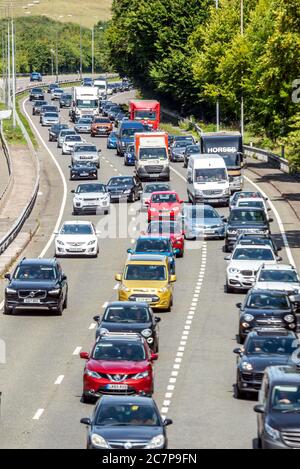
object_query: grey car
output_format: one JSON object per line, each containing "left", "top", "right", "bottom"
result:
{"left": 57, "top": 129, "right": 77, "bottom": 148}
{"left": 170, "top": 141, "right": 190, "bottom": 162}
{"left": 41, "top": 112, "right": 60, "bottom": 127}
{"left": 183, "top": 204, "right": 225, "bottom": 240}
{"left": 39, "top": 105, "right": 59, "bottom": 123}
{"left": 51, "top": 88, "right": 64, "bottom": 100}
{"left": 140, "top": 182, "right": 171, "bottom": 211}
{"left": 74, "top": 117, "right": 92, "bottom": 134}
{"left": 71, "top": 143, "right": 100, "bottom": 169}
{"left": 32, "top": 100, "right": 47, "bottom": 115}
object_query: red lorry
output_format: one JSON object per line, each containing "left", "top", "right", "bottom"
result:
{"left": 129, "top": 100, "right": 160, "bottom": 130}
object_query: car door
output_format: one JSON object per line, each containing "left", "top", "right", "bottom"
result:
{"left": 56, "top": 262, "right": 67, "bottom": 299}
{"left": 258, "top": 375, "right": 269, "bottom": 439}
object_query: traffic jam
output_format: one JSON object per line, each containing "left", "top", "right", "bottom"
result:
{"left": 7, "top": 76, "right": 300, "bottom": 450}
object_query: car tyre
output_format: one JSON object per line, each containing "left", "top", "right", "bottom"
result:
{"left": 225, "top": 283, "right": 235, "bottom": 294}
{"left": 82, "top": 394, "right": 97, "bottom": 404}
{"left": 3, "top": 302, "right": 12, "bottom": 315}
{"left": 55, "top": 303, "right": 63, "bottom": 316}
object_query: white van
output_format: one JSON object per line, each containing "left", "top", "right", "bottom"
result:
{"left": 187, "top": 154, "right": 230, "bottom": 205}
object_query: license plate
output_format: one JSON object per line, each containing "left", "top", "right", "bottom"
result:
{"left": 24, "top": 298, "right": 41, "bottom": 304}
{"left": 68, "top": 248, "right": 83, "bottom": 252}
{"left": 137, "top": 297, "right": 152, "bottom": 303}
{"left": 106, "top": 384, "right": 128, "bottom": 390}
{"left": 79, "top": 173, "right": 89, "bottom": 177}
{"left": 149, "top": 174, "right": 158, "bottom": 178}
{"left": 205, "top": 230, "right": 215, "bottom": 234}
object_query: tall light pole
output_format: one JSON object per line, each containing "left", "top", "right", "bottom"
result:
{"left": 215, "top": 0, "right": 220, "bottom": 131}
{"left": 240, "top": 0, "right": 244, "bottom": 137}
{"left": 91, "top": 25, "right": 94, "bottom": 76}
{"left": 11, "top": 15, "right": 16, "bottom": 128}
{"left": 79, "top": 22, "right": 82, "bottom": 79}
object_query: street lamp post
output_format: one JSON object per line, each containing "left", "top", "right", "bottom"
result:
{"left": 91, "top": 25, "right": 94, "bottom": 76}
{"left": 240, "top": 0, "right": 244, "bottom": 137}
{"left": 80, "top": 22, "right": 82, "bottom": 80}
{"left": 215, "top": 0, "right": 220, "bottom": 131}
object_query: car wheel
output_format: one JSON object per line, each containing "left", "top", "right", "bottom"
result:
{"left": 257, "top": 436, "right": 262, "bottom": 449}
{"left": 225, "top": 283, "right": 235, "bottom": 293}
{"left": 73, "top": 208, "right": 79, "bottom": 215}
{"left": 235, "top": 382, "right": 246, "bottom": 400}
{"left": 238, "top": 331, "right": 245, "bottom": 344}
{"left": 104, "top": 208, "right": 110, "bottom": 215}
{"left": 82, "top": 394, "right": 97, "bottom": 404}
{"left": 3, "top": 302, "right": 12, "bottom": 315}
{"left": 55, "top": 303, "right": 63, "bottom": 316}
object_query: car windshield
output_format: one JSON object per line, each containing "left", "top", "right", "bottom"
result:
{"left": 77, "top": 119, "right": 91, "bottom": 124}
{"left": 271, "top": 386, "right": 300, "bottom": 412}
{"left": 74, "top": 161, "right": 95, "bottom": 167}
{"left": 34, "top": 101, "right": 47, "bottom": 106}
{"left": 233, "top": 248, "right": 275, "bottom": 261}
{"left": 109, "top": 132, "right": 117, "bottom": 138}
{"left": 122, "top": 128, "right": 141, "bottom": 137}
{"left": 238, "top": 200, "right": 264, "bottom": 209}
{"left": 93, "top": 341, "right": 146, "bottom": 361}
{"left": 76, "top": 99, "right": 98, "bottom": 109}
{"left": 185, "top": 206, "right": 219, "bottom": 220}
{"left": 140, "top": 148, "right": 167, "bottom": 160}
{"left": 32, "top": 88, "right": 43, "bottom": 93}
{"left": 246, "top": 337, "right": 298, "bottom": 355}
{"left": 247, "top": 292, "right": 290, "bottom": 310}
{"left": 42, "top": 107, "right": 57, "bottom": 112}
{"left": 108, "top": 177, "right": 133, "bottom": 187}
{"left": 61, "top": 130, "right": 76, "bottom": 137}
{"left": 258, "top": 270, "right": 299, "bottom": 283}
{"left": 44, "top": 113, "right": 58, "bottom": 118}
{"left": 233, "top": 192, "right": 261, "bottom": 203}
{"left": 195, "top": 168, "right": 226, "bottom": 183}
{"left": 14, "top": 265, "right": 57, "bottom": 280}
{"left": 54, "top": 89, "right": 63, "bottom": 93}
{"left": 136, "top": 239, "right": 170, "bottom": 253}
{"left": 144, "top": 184, "right": 170, "bottom": 194}
{"left": 125, "top": 264, "right": 166, "bottom": 281}
{"left": 62, "top": 94, "right": 72, "bottom": 99}
{"left": 134, "top": 110, "right": 156, "bottom": 120}
{"left": 148, "top": 222, "right": 181, "bottom": 235}
{"left": 126, "top": 145, "right": 134, "bottom": 153}
{"left": 104, "top": 306, "right": 150, "bottom": 323}
{"left": 74, "top": 145, "right": 96, "bottom": 152}
{"left": 94, "top": 118, "right": 110, "bottom": 124}
{"left": 96, "top": 403, "right": 160, "bottom": 426}
{"left": 151, "top": 193, "right": 178, "bottom": 203}
{"left": 174, "top": 141, "right": 189, "bottom": 148}
{"left": 52, "top": 124, "right": 67, "bottom": 131}
{"left": 60, "top": 224, "right": 93, "bottom": 235}
{"left": 175, "top": 137, "right": 194, "bottom": 144}
{"left": 77, "top": 184, "right": 105, "bottom": 193}
{"left": 230, "top": 210, "right": 266, "bottom": 224}
{"left": 65, "top": 136, "right": 81, "bottom": 142}
{"left": 187, "top": 145, "right": 200, "bottom": 154}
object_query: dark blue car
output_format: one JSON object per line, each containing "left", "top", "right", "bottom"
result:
{"left": 30, "top": 72, "right": 42, "bottom": 82}
{"left": 124, "top": 144, "right": 135, "bottom": 166}
{"left": 107, "top": 131, "right": 118, "bottom": 149}
{"left": 127, "top": 236, "right": 179, "bottom": 274}
{"left": 116, "top": 120, "right": 145, "bottom": 156}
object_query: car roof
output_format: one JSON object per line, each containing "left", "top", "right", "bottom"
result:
{"left": 99, "top": 333, "right": 143, "bottom": 343}
{"left": 231, "top": 207, "right": 265, "bottom": 212}
{"left": 104, "top": 301, "right": 151, "bottom": 308}
{"left": 235, "top": 243, "right": 272, "bottom": 250}
{"left": 99, "top": 394, "right": 155, "bottom": 406}
{"left": 266, "top": 365, "right": 300, "bottom": 383}
{"left": 259, "top": 264, "right": 296, "bottom": 271}
{"left": 249, "top": 288, "right": 288, "bottom": 296}
{"left": 127, "top": 254, "right": 167, "bottom": 263}
{"left": 247, "top": 330, "right": 296, "bottom": 339}
{"left": 151, "top": 191, "right": 178, "bottom": 196}
{"left": 137, "top": 236, "right": 170, "bottom": 242}
{"left": 62, "top": 220, "right": 93, "bottom": 226}
{"left": 237, "top": 198, "right": 265, "bottom": 203}
{"left": 19, "top": 258, "right": 57, "bottom": 266}
{"left": 120, "top": 120, "right": 145, "bottom": 128}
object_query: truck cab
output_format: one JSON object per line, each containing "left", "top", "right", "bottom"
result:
{"left": 70, "top": 86, "right": 99, "bottom": 122}
{"left": 129, "top": 100, "right": 160, "bottom": 130}
{"left": 200, "top": 132, "right": 244, "bottom": 192}
{"left": 135, "top": 132, "right": 169, "bottom": 182}
{"left": 187, "top": 155, "right": 230, "bottom": 206}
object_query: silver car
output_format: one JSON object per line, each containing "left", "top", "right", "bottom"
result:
{"left": 71, "top": 143, "right": 100, "bottom": 168}
{"left": 183, "top": 204, "right": 225, "bottom": 240}
{"left": 72, "top": 183, "right": 110, "bottom": 215}
{"left": 140, "top": 182, "right": 171, "bottom": 211}
{"left": 57, "top": 129, "right": 77, "bottom": 148}
{"left": 51, "top": 88, "right": 64, "bottom": 100}
{"left": 74, "top": 117, "right": 92, "bottom": 134}
{"left": 41, "top": 112, "right": 60, "bottom": 126}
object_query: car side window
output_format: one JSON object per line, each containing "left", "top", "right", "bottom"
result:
{"left": 260, "top": 376, "right": 269, "bottom": 409}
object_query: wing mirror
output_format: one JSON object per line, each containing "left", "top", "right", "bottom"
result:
{"left": 93, "top": 315, "right": 100, "bottom": 322}
{"left": 4, "top": 273, "right": 11, "bottom": 280}
{"left": 115, "top": 273, "right": 122, "bottom": 282}
{"left": 80, "top": 352, "right": 89, "bottom": 360}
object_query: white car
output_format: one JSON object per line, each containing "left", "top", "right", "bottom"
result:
{"left": 225, "top": 243, "right": 280, "bottom": 293}
{"left": 236, "top": 197, "right": 270, "bottom": 220}
{"left": 62, "top": 134, "right": 83, "bottom": 155}
{"left": 72, "top": 183, "right": 110, "bottom": 215}
{"left": 55, "top": 221, "right": 99, "bottom": 257}
{"left": 254, "top": 264, "right": 300, "bottom": 294}
{"left": 71, "top": 143, "right": 100, "bottom": 168}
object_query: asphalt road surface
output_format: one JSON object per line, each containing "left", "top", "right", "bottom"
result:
{"left": 0, "top": 90, "right": 299, "bottom": 449}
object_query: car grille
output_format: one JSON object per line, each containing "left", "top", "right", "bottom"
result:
{"left": 255, "top": 318, "right": 284, "bottom": 326}
{"left": 241, "top": 372, "right": 264, "bottom": 382}
{"left": 98, "top": 386, "right": 136, "bottom": 396}
{"left": 83, "top": 198, "right": 98, "bottom": 202}
{"left": 108, "top": 440, "right": 149, "bottom": 449}
{"left": 241, "top": 270, "right": 256, "bottom": 277}
{"left": 18, "top": 290, "right": 47, "bottom": 299}
{"left": 67, "top": 242, "right": 86, "bottom": 247}
{"left": 281, "top": 431, "right": 300, "bottom": 448}
{"left": 145, "top": 165, "right": 163, "bottom": 173}
{"left": 203, "top": 190, "right": 223, "bottom": 196}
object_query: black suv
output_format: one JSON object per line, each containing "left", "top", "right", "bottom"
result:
{"left": 29, "top": 87, "right": 44, "bottom": 101}
{"left": 234, "top": 329, "right": 298, "bottom": 399}
{"left": 106, "top": 176, "right": 142, "bottom": 203}
{"left": 233, "top": 233, "right": 281, "bottom": 256}
{"left": 224, "top": 207, "right": 272, "bottom": 252}
{"left": 254, "top": 365, "right": 300, "bottom": 449}
{"left": 4, "top": 258, "right": 68, "bottom": 316}
{"left": 93, "top": 301, "right": 161, "bottom": 352}
{"left": 237, "top": 289, "right": 298, "bottom": 343}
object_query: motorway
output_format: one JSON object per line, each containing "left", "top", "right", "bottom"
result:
{"left": 0, "top": 87, "right": 300, "bottom": 449}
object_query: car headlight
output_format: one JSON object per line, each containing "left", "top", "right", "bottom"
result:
{"left": 265, "top": 423, "right": 280, "bottom": 441}
{"left": 146, "top": 434, "right": 165, "bottom": 449}
{"left": 123, "top": 189, "right": 131, "bottom": 194}
{"left": 284, "top": 314, "right": 295, "bottom": 323}
{"left": 88, "top": 240, "right": 96, "bottom": 245}
{"left": 141, "top": 329, "right": 152, "bottom": 338}
{"left": 133, "top": 371, "right": 149, "bottom": 380}
{"left": 227, "top": 230, "right": 237, "bottom": 235}
{"left": 223, "top": 188, "right": 230, "bottom": 195}
{"left": 120, "top": 284, "right": 130, "bottom": 292}
{"left": 91, "top": 433, "right": 109, "bottom": 448}
{"left": 86, "top": 369, "right": 101, "bottom": 379}
{"left": 99, "top": 328, "right": 109, "bottom": 336}
{"left": 241, "top": 362, "right": 253, "bottom": 371}
{"left": 229, "top": 268, "right": 240, "bottom": 274}
{"left": 158, "top": 287, "right": 168, "bottom": 293}
{"left": 56, "top": 239, "right": 64, "bottom": 246}
{"left": 195, "top": 190, "right": 203, "bottom": 196}
{"left": 243, "top": 314, "right": 254, "bottom": 322}
{"left": 6, "top": 287, "right": 16, "bottom": 294}
{"left": 48, "top": 289, "right": 61, "bottom": 295}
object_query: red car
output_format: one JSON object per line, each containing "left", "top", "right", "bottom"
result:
{"left": 80, "top": 333, "right": 158, "bottom": 403}
{"left": 146, "top": 191, "right": 183, "bottom": 224}
{"left": 146, "top": 220, "right": 185, "bottom": 257}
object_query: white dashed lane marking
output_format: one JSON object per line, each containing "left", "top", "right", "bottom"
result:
{"left": 54, "top": 375, "right": 64, "bottom": 385}
{"left": 72, "top": 346, "right": 82, "bottom": 356}
{"left": 32, "top": 409, "right": 44, "bottom": 420}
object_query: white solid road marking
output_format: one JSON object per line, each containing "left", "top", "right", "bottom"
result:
{"left": 89, "top": 323, "right": 96, "bottom": 330}
{"left": 54, "top": 375, "right": 64, "bottom": 385}
{"left": 22, "top": 98, "right": 68, "bottom": 258}
{"left": 72, "top": 346, "right": 82, "bottom": 356}
{"left": 102, "top": 302, "right": 108, "bottom": 308}
{"left": 32, "top": 409, "right": 44, "bottom": 420}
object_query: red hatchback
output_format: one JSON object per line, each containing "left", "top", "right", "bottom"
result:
{"left": 147, "top": 191, "right": 183, "bottom": 224}
{"left": 80, "top": 333, "right": 158, "bottom": 403}
{"left": 146, "top": 220, "right": 185, "bottom": 257}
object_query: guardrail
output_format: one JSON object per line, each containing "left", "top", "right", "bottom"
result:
{"left": 0, "top": 75, "right": 84, "bottom": 255}
{"left": 0, "top": 131, "right": 13, "bottom": 205}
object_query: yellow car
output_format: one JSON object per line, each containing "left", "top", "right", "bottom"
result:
{"left": 115, "top": 254, "right": 176, "bottom": 311}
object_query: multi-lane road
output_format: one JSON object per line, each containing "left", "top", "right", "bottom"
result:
{"left": 0, "top": 86, "right": 299, "bottom": 449}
